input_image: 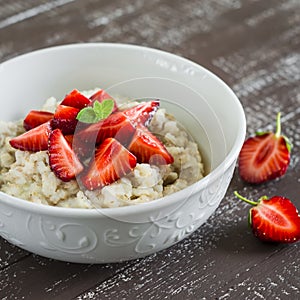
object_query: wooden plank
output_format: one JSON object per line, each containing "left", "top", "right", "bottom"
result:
{"left": 0, "top": 239, "right": 29, "bottom": 269}
{"left": 0, "top": 0, "right": 299, "bottom": 298}
{"left": 0, "top": 254, "right": 134, "bottom": 299}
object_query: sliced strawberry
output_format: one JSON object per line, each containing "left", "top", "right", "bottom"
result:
{"left": 64, "top": 134, "right": 74, "bottom": 146}
{"left": 238, "top": 113, "right": 291, "bottom": 184}
{"left": 51, "top": 105, "right": 80, "bottom": 135}
{"left": 48, "top": 129, "right": 84, "bottom": 182}
{"left": 10, "top": 121, "right": 51, "bottom": 152}
{"left": 61, "top": 89, "right": 91, "bottom": 109}
{"left": 235, "top": 192, "right": 300, "bottom": 243}
{"left": 64, "top": 134, "right": 93, "bottom": 159}
{"left": 90, "top": 89, "right": 118, "bottom": 112}
{"left": 74, "top": 101, "right": 160, "bottom": 147}
{"left": 23, "top": 110, "right": 54, "bottom": 131}
{"left": 128, "top": 124, "right": 174, "bottom": 165}
{"left": 81, "top": 138, "right": 137, "bottom": 190}
{"left": 122, "top": 100, "right": 160, "bottom": 126}
{"left": 75, "top": 111, "right": 136, "bottom": 147}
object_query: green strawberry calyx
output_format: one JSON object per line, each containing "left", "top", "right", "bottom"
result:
{"left": 234, "top": 191, "right": 268, "bottom": 206}
{"left": 255, "top": 112, "right": 292, "bottom": 153}
{"left": 234, "top": 191, "right": 269, "bottom": 226}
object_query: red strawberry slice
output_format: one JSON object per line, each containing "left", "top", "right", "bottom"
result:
{"left": 51, "top": 105, "right": 80, "bottom": 135}
{"left": 64, "top": 134, "right": 93, "bottom": 159}
{"left": 128, "top": 124, "right": 174, "bottom": 165}
{"left": 238, "top": 113, "right": 291, "bottom": 184}
{"left": 75, "top": 111, "right": 136, "bottom": 147}
{"left": 61, "top": 89, "right": 91, "bottom": 109}
{"left": 90, "top": 89, "right": 118, "bottom": 112}
{"left": 81, "top": 138, "right": 137, "bottom": 190}
{"left": 64, "top": 134, "right": 74, "bottom": 146}
{"left": 122, "top": 100, "right": 160, "bottom": 126}
{"left": 48, "top": 129, "right": 84, "bottom": 182}
{"left": 75, "top": 101, "right": 160, "bottom": 147}
{"left": 234, "top": 192, "right": 300, "bottom": 243}
{"left": 23, "top": 110, "right": 54, "bottom": 131}
{"left": 10, "top": 121, "right": 51, "bottom": 152}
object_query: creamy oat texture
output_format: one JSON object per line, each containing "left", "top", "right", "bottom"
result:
{"left": 0, "top": 95, "right": 204, "bottom": 208}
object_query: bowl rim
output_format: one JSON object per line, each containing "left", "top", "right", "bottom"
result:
{"left": 0, "top": 42, "right": 246, "bottom": 218}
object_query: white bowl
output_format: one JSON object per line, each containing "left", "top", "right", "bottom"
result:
{"left": 0, "top": 43, "right": 246, "bottom": 263}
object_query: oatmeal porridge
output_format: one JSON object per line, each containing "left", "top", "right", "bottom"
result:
{"left": 0, "top": 89, "right": 204, "bottom": 208}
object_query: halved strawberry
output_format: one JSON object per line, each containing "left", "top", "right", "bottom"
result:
{"left": 234, "top": 191, "right": 300, "bottom": 243}
{"left": 10, "top": 121, "right": 51, "bottom": 152}
{"left": 23, "top": 110, "right": 54, "bottom": 131}
{"left": 238, "top": 113, "right": 291, "bottom": 184}
{"left": 81, "top": 138, "right": 137, "bottom": 190}
{"left": 90, "top": 89, "right": 118, "bottom": 112}
{"left": 51, "top": 105, "right": 80, "bottom": 135}
{"left": 48, "top": 129, "right": 84, "bottom": 182}
{"left": 75, "top": 111, "right": 136, "bottom": 147}
{"left": 122, "top": 100, "right": 160, "bottom": 126}
{"left": 61, "top": 89, "right": 91, "bottom": 109}
{"left": 128, "top": 124, "right": 174, "bottom": 165}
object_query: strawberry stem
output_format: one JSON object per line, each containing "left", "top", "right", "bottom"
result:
{"left": 275, "top": 112, "right": 281, "bottom": 138}
{"left": 234, "top": 191, "right": 258, "bottom": 206}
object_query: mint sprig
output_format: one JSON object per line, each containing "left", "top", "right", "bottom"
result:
{"left": 76, "top": 99, "right": 114, "bottom": 123}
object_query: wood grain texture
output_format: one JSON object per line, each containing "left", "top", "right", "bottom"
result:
{"left": 0, "top": 0, "right": 299, "bottom": 299}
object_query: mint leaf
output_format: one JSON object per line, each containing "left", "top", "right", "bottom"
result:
{"left": 93, "top": 100, "right": 102, "bottom": 115}
{"left": 76, "top": 99, "right": 114, "bottom": 123}
{"left": 76, "top": 107, "right": 98, "bottom": 123}
{"left": 94, "top": 99, "right": 114, "bottom": 120}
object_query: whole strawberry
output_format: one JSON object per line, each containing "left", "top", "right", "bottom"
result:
{"left": 238, "top": 112, "right": 291, "bottom": 184}
{"left": 234, "top": 191, "right": 300, "bottom": 243}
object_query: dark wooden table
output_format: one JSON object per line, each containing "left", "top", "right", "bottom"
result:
{"left": 0, "top": 1, "right": 300, "bottom": 299}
